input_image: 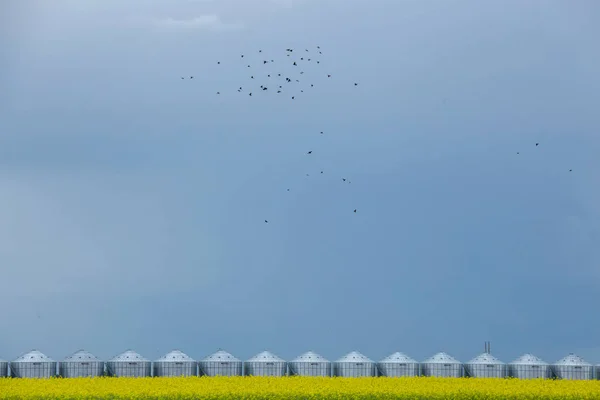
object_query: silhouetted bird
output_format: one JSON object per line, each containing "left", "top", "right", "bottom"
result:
{"left": 517, "top": 152, "right": 520, "bottom": 154}
{"left": 300, "top": 72, "right": 304, "bottom": 74}
{"left": 342, "top": 178, "right": 346, "bottom": 181}
{"left": 306, "top": 49, "right": 309, "bottom": 52}
{"left": 251, "top": 76, "right": 254, "bottom": 79}
{"left": 249, "top": 93, "right": 252, "bottom": 96}
{"left": 293, "top": 62, "right": 297, "bottom": 66}
{"left": 277, "top": 90, "right": 281, "bottom": 93}
{"left": 311, "top": 84, "right": 314, "bottom": 87}
{"left": 320, "top": 131, "right": 323, "bottom": 134}
{"left": 241, "top": 55, "right": 244, "bottom": 57}
{"left": 264, "top": 61, "right": 268, "bottom": 64}
{"left": 217, "top": 92, "right": 220, "bottom": 94}
{"left": 190, "top": 76, "right": 194, "bottom": 79}
{"left": 292, "top": 96, "right": 295, "bottom": 99}
{"left": 320, "top": 171, "right": 323, "bottom": 174}
{"left": 328, "top": 74, "right": 331, "bottom": 77}
{"left": 308, "top": 58, "right": 311, "bottom": 61}
{"left": 263, "top": 87, "right": 267, "bottom": 91}
{"left": 268, "top": 75, "right": 271, "bottom": 77}
{"left": 354, "top": 83, "right": 358, "bottom": 86}
{"left": 317, "top": 61, "right": 320, "bottom": 64}
{"left": 301, "top": 90, "right": 304, "bottom": 92}
{"left": 307, "top": 151, "right": 312, "bottom": 154}
{"left": 278, "top": 73, "right": 281, "bottom": 76}
{"left": 265, "top": 220, "right": 268, "bottom": 223}
{"left": 287, "top": 189, "right": 290, "bottom": 191}
{"left": 317, "top": 46, "right": 320, "bottom": 49}
{"left": 354, "top": 209, "right": 357, "bottom": 213}
{"left": 271, "top": 60, "right": 274, "bottom": 62}
{"left": 181, "top": 77, "right": 184, "bottom": 79}
{"left": 536, "top": 143, "right": 539, "bottom": 146}
{"left": 248, "top": 65, "right": 251, "bottom": 67}
{"left": 301, "top": 58, "right": 304, "bottom": 60}
{"left": 217, "top": 61, "right": 220, "bottom": 64}
{"left": 569, "top": 169, "right": 572, "bottom": 172}
{"left": 259, "top": 50, "right": 262, "bottom": 52}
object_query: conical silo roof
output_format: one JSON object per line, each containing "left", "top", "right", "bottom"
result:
{"left": 110, "top": 350, "right": 148, "bottom": 362}
{"left": 423, "top": 352, "right": 460, "bottom": 364}
{"left": 468, "top": 353, "right": 504, "bottom": 364}
{"left": 63, "top": 350, "right": 100, "bottom": 361}
{"left": 553, "top": 353, "right": 591, "bottom": 366}
{"left": 156, "top": 350, "right": 195, "bottom": 362}
{"left": 13, "top": 350, "right": 54, "bottom": 362}
{"left": 203, "top": 350, "right": 240, "bottom": 362}
{"left": 336, "top": 351, "right": 373, "bottom": 363}
{"left": 292, "top": 351, "right": 329, "bottom": 362}
{"left": 510, "top": 353, "right": 548, "bottom": 365}
{"left": 380, "top": 352, "right": 417, "bottom": 363}
{"left": 247, "top": 351, "right": 284, "bottom": 362}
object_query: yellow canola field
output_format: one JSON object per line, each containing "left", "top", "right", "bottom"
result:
{"left": 1, "top": 376, "right": 600, "bottom": 400}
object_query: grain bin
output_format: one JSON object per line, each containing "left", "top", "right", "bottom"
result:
{"left": 244, "top": 351, "right": 287, "bottom": 377}
{"left": 333, "top": 351, "right": 377, "bottom": 377}
{"left": 10, "top": 350, "right": 56, "bottom": 378}
{"left": 106, "top": 350, "right": 151, "bottom": 377}
{"left": 289, "top": 351, "right": 331, "bottom": 377}
{"left": 421, "top": 352, "right": 463, "bottom": 377}
{"left": 465, "top": 353, "right": 507, "bottom": 378}
{"left": 154, "top": 350, "right": 197, "bottom": 377}
{"left": 378, "top": 352, "right": 419, "bottom": 377}
{"left": 59, "top": 350, "right": 104, "bottom": 378}
{"left": 508, "top": 354, "right": 551, "bottom": 379}
{"left": 552, "top": 353, "right": 593, "bottom": 380}
{"left": 0, "top": 358, "right": 7, "bottom": 377}
{"left": 199, "top": 350, "right": 242, "bottom": 377}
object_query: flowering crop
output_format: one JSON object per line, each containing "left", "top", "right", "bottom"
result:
{"left": 1, "top": 376, "right": 600, "bottom": 399}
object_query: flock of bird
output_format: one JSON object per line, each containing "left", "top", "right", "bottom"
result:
{"left": 181, "top": 47, "right": 573, "bottom": 224}
{"left": 181, "top": 46, "right": 360, "bottom": 224}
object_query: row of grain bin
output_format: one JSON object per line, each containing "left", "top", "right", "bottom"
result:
{"left": 0, "top": 350, "right": 596, "bottom": 380}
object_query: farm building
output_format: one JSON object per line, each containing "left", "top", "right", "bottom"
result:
{"left": 421, "top": 352, "right": 463, "bottom": 377}
{"left": 552, "top": 353, "right": 593, "bottom": 380}
{"left": 378, "top": 352, "right": 419, "bottom": 377}
{"left": 106, "top": 350, "right": 151, "bottom": 377}
{"left": 288, "top": 351, "right": 331, "bottom": 377}
{"left": 0, "top": 358, "right": 7, "bottom": 377}
{"left": 509, "top": 354, "right": 552, "bottom": 379}
{"left": 10, "top": 350, "right": 56, "bottom": 378}
{"left": 244, "top": 351, "right": 287, "bottom": 377}
{"left": 465, "top": 353, "right": 507, "bottom": 378}
{"left": 59, "top": 350, "right": 104, "bottom": 378}
{"left": 199, "top": 350, "right": 242, "bottom": 377}
{"left": 153, "top": 350, "right": 197, "bottom": 377}
{"left": 333, "top": 351, "right": 377, "bottom": 377}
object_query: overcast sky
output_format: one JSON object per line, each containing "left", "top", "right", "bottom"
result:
{"left": 1, "top": 0, "right": 599, "bottom": 365}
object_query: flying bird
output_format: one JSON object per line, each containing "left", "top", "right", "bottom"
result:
{"left": 190, "top": 76, "right": 194, "bottom": 79}
{"left": 292, "top": 96, "right": 295, "bottom": 99}
{"left": 249, "top": 93, "right": 252, "bottom": 96}
{"left": 354, "top": 83, "right": 358, "bottom": 86}
{"left": 293, "top": 62, "right": 297, "bottom": 66}
{"left": 320, "top": 131, "right": 323, "bottom": 134}
{"left": 536, "top": 143, "right": 539, "bottom": 146}
{"left": 354, "top": 209, "right": 357, "bottom": 213}
{"left": 264, "top": 61, "right": 268, "bottom": 64}
{"left": 327, "top": 74, "right": 331, "bottom": 77}
{"left": 265, "top": 220, "right": 268, "bottom": 223}
{"left": 307, "top": 151, "right": 312, "bottom": 154}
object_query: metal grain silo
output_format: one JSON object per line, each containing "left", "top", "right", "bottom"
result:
{"left": 508, "top": 354, "right": 551, "bottom": 379}
{"left": 106, "top": 350, "right": 151, "bottom": 377}
{"left": 333, "top": 351, "right": 377, "bottom": 377}
{"left": 153, "top": 350, "right": 197, "bottom": 377}
{"left": 244, "top": 351, "right": 287, "bottom": 377}
{"left": 0, "top": 358, "right": 7, "bottom": 377}
{"left": 199, "top": 350, "right": 242, "bottom": 377}
{"left": 289, "top": 351, "right": 331, "bottom": 377}
{"left": 378, "top": 352, "right": 419, "bottom": 377}
{"left": 59, "top": 350, "right": 104, "bottom": 378}
{"left": 421, "top": 352, "right": 463, "bottom": 377}
{"left": 552, "top": 353, "right": 593, "bottom": 380}
{"left": 465, "top": 353, "right": 507, "bottom": 378}
{"left": 10, "top": 350, "right": 56, "bottom": 378}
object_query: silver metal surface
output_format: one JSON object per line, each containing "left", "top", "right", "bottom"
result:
{"left": 59, "top": 350, "right": 104, "bottom": 378}
{"left": 0, "top": 359, "right": 7, "bottom": 378}
{"left": 552, "top": 353, "right": 593, "bottom": 380}
{"left": 508, "top": 354, "right": 551, "bottom": 379}
{"left": 199, "top": 350, "right": 242, "bottom": 377}
{"left": 106, "top": 350, "right": 151, "bottom": 377}
{"left": 465, "top": 353, "right": 507, "bottom": 378}
{"left": 378, "top": 352, "right": 419, "bottom": 377}
{"left": 244, "top": 351, "right": 287, "bottom": 377}
{"left": 10, "top": 350, "right": 56, "bottom": 378}
{"left": 421, "top": 352, "right": 463, "bottom": 377}
{"left": 289, "top": 351, "right": 331, "bottom": 377}
{"left": 153, "top": 350, "right": 197, "bottom": 377}
{"left": 333, "top": 351, "right": 377, "bottom": 377}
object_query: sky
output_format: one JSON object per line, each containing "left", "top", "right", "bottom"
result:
{"left": 1, "top": 0, "right": 600, "bottom": 366}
